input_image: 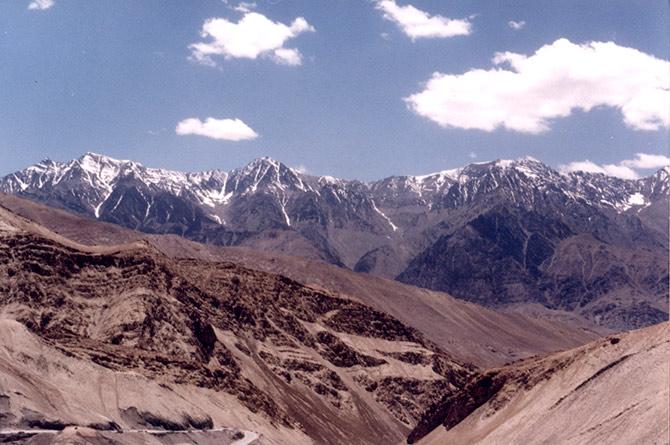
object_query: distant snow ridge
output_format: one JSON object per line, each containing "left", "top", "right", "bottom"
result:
{"left": 1, "top": 152, "right": 667, "bottom": 230}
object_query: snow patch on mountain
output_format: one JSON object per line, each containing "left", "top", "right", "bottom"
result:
{"left": 628, "top": 192, "right": 645, "bottom": 206}
{"left": 371, "top": 199, "right": 397, "bottom": 232}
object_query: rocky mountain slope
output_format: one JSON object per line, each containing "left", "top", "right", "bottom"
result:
{"left": 0, "top": 203, "right": 476, "bottom": 445}
{"left": 395, "top": 160, "right": 669, "bottom": 331}
{"left": 2, "top": 154, "right": 668, "bottom": 330}
{"left": 0, "top": 318, "right": 278, "bottom": 445}
{"left": 409, "top": 321, "right": 669, "bottom": 445}
{"left": 0, "top": 192, "right": 600, "bottom": 368}
{"left": 0, "top": 186, "right": 663, "bottom": 445}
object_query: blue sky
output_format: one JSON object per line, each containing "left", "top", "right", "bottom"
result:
{"left": 0, "top": 0, "right": 668, "bottom": 180}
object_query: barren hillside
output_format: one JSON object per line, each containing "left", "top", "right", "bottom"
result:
{"left": 411, "top": 322, "right": 669, "bottom": 445}
{"left": 0, "top": 193, "right": 600, "bottom": 367}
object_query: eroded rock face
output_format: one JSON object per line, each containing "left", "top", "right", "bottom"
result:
{"left": 0, "top": 228, "right": 475, "bottom": 445}
{"left": 407, "top": 372, "right": 507, "bottom": 444}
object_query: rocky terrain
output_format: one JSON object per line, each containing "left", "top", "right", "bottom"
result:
{"left": 409, "top": 321, "right": 669, "bottom": 445}
{"left": 0, "top": 319, "right": 271, "bottom": 445}
{"left": 0, "top": 185, "right": 665, "bottom": 445}
{"left": 0, "top": 201, "right": 478, "bottom": 444}
{"left": 0, "top": 192, "right": 600, "bottom": 368}
{"left": 2, "top": 154, "right": 668, "bottom": 330}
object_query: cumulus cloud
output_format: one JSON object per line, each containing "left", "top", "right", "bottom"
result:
{"left": 406, "top": 38, "right": 670, "bottom": 133}
{"left": 559, "top": 152, "right": 670, "bottom": 179}
{"left": 28, "top": 0, "right": 54, "bottom": 10}
{"left": 176, "top": 117, "right": 259, "bottom": 141}
{"left": 508, "top": 20, "right": 525, "bottom": 30}
{"left": 375, "top": 0, "right": 471, "bottom": 40}
{"left": 189, "top": 12, "right": 314, "bottom": 66}
{"left": 559, "top": 160, "right": 638, "bottom": 180}
{"left": 620, "top": 152, "right": 670, "bottom": 169}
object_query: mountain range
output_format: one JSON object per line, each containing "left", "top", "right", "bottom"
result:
{"left": 0, "top": 195, "right": 665, "bottom": 444}
{"left": 0, "top": 192, "right": 597, "bottom": 368}
{"left": 2, "top": 153, "right": 668, "bottom": 330}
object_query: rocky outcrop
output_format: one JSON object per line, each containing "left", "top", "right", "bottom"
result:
{"left": 0, "top": 209, "right": 474, "bottom": 444}
{"left": 407, "top": 372, "right": 507, "bottom": 443}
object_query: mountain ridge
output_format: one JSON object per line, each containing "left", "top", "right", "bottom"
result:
{"left": 4, "top": 153, "right": 667, "bottom": 227}
{"left": 2, "top": 153, "right": 668, "bottom": 330}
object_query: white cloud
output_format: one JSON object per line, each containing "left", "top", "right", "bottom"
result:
{"left": 559, "top": 160, "right": 639, "bottom": 180}
{"left": 176, "top": 117, "right": 259, "bottom": 141}
{"left": 189, "top": 12, "right": 314, "bottom": 66}
{"left": 559, "top": 152, "right": 670, "bottom": 179}
{"left": 271, "top": 47, "right": 303, "bottom": 66}
{"left": 233, "top": 2, "right": 256, "bottom": 13}
{"left": 375, "top": 0, "right": 471, "bottom": 40}
{"left": 406, "top": 39, "right": 670, "bottom": 133}
{"left": 292, "top": 164, "right": 309, "bottom": 174}
{"left": 620, "top": 152, "right": 670, "bottom": 169}
{"left": 508, "top": 20, "right": 525, "bottom": 30}
{"left": 28, "top": 0, "right": 54, "bottom": 10}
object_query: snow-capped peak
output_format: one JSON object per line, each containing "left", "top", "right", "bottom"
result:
{"left": 2, "top": 153, "right": 668, "bottom": 225}
{"left": 243, "top": 156, "right": 282, "bottom": 171}
{"left": 479, "top": 156, "right": 545, "bottom": 170}
{"left": 227, "top": 156, "right": 312, "bottom": 195}
{"left": 77, "top": 152, "right": 127, "bottom": 184}
{"left": 79, "top": 151, "right": 129, "bottom": 164}
{"left": 414, "top": 168, "right": 461, "bottom": 183}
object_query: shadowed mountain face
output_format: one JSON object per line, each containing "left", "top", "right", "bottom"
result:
{"left": 2, "top": 154, "right": 668, "bottom": 329}
{"left": 0, "top": 204, "right": 475, "bottom": 445}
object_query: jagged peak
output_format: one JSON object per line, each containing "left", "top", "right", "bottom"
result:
{"left": 80, "top": 151, "right": 110, "bottom": 160}
{"left": 240, "top": 157, "right": 313, "bottom": 179}
{"left": 78, "top": 152, "right": 133, "bottom": 165}
{"left": 470, "top": 156, "right": 554, "bottom": 176}
{"left": 516, "top": 155, "right": 541, "bottom": 163}
{"left": 243, "top": 156, "right": 284, "bottom": 170}
{"left": 234, "top": 156, "right": 289, "bottom": 178}
{"left": 387, "top": 156, "right": 549, "bottom": 188}
{"left": 413, "top": 168, "right": 461, "bottom": 183}
{"left": 318, "top": 175, "right": 341, "bottom": 185}
{"left": 646, "top": 165, "right": 670, "bottom": 191}
{"left": 484, "top": 156, "right": 544, "bottom": 168}
{"left": 234, "top": 157, "right": 285, "bottom": 179}
{"left": 29, "top": 158, "right": 61, "bottom": 171}
{"left": 227, "top": 156, "right": 312, "bottom": 195}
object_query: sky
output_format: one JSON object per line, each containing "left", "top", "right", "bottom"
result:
{"left": 0, "top": 0, "right": 668, "bottom": 180}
